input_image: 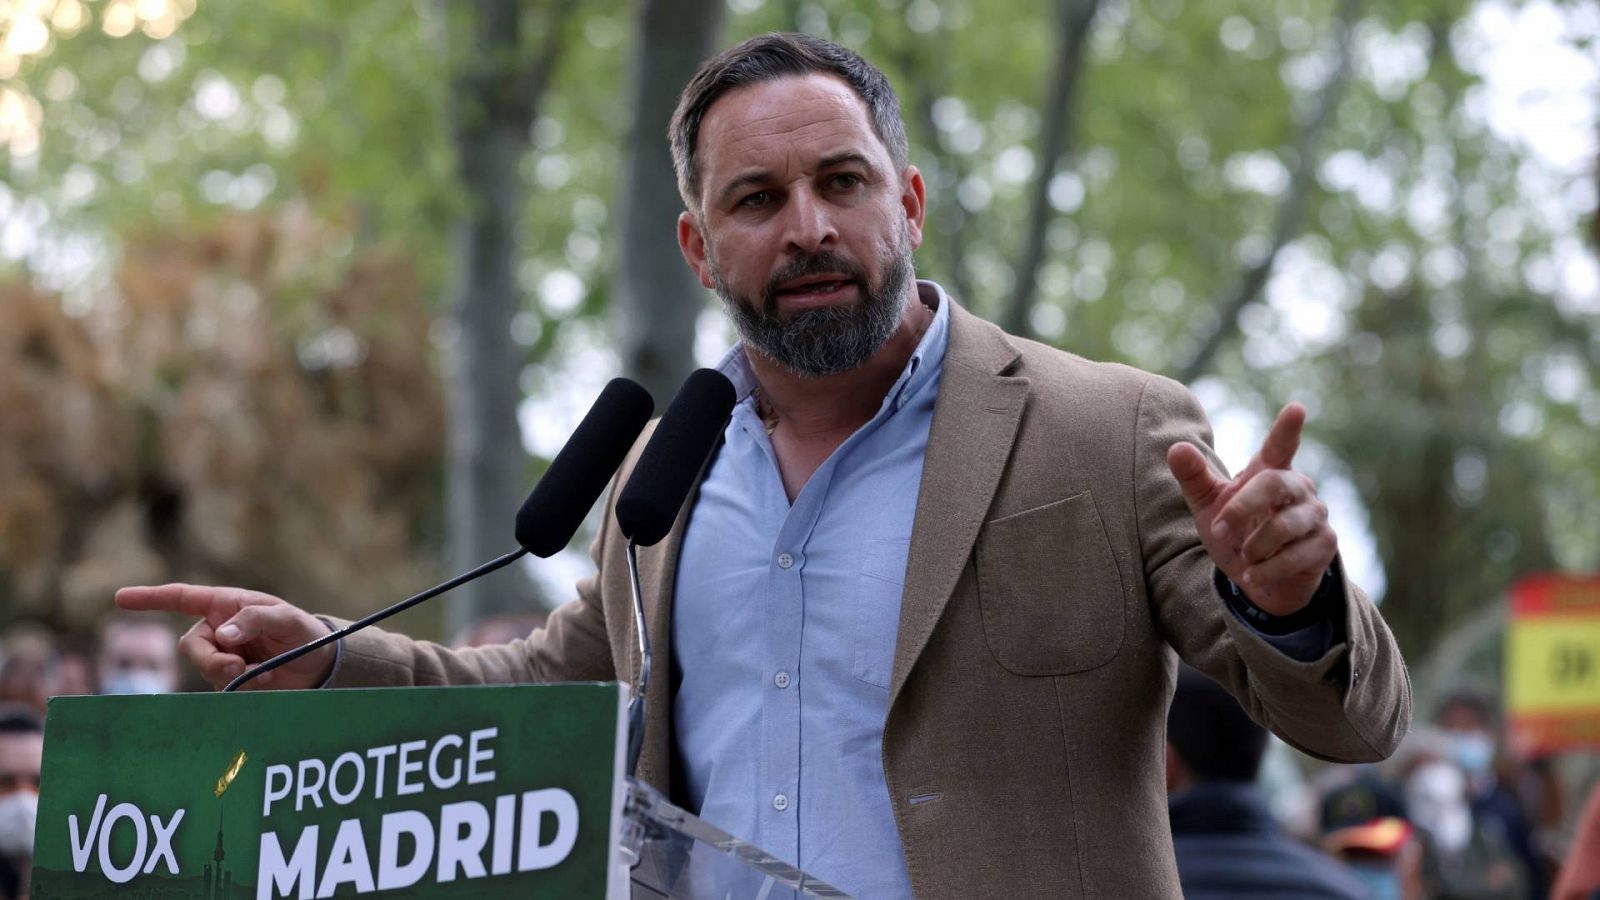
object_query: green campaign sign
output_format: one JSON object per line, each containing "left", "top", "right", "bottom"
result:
{"left": 31, "top": 683, "right": 629, "bottom": 899}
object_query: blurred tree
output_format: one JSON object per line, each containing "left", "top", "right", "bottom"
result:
{"left": 1, "top": 0, "right": 1595, "bottom": 667}
{"left": 614, "top": 0, "right": 725, "bottom": 407}
{"left": 438, "top": 0, "right": 580, "bottom": 633}
{"left": 1001, "top": 0, "right": 1101, "bottom": 340}
{"left": 0, "top": 210, "right": 445, "bottom": 632}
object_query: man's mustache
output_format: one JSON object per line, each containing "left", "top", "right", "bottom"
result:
{"left": 762, "top": 251, "right": 867, "bottom": 315}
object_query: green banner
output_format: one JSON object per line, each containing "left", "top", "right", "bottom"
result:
{"left": 32, "top": 683, "right": 628, "bottom": 899}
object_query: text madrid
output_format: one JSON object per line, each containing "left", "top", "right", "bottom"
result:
{"left": 63, "top": 726, "right": 588, "bottom": 898}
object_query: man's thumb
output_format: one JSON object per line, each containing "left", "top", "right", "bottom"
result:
{"left": 214, "top": 606, "right": 275, "bottom": 647}
{"left": 1167, "top": 442, "right": 1226, "bottom": 513}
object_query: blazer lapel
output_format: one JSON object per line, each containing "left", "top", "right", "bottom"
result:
{"left": 890, "top": 303, "right": 1029, "bottom": 704}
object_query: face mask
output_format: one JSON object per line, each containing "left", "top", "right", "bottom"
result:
{"left": 0, "top": 791, "right": 38, "bottom": 858}
{"left": 101, "top": 669, "right": 174, "bottom": 696}
{"left": 1347, "top": 862, "right": 1402, "bottom": 900}
{"left": 1405, "top": 761, "right": 1472, "bottom": 854}
{"left": 1447, "top": 732, "right": 1494, "bottom": 779}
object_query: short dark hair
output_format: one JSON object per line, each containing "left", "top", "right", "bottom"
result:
{"left": 1166, "top": 666, "right": 1269, "bottom": 782}
{"left": 669, "top": 32, "right": 911, "bottom": 207}
{"left": 0, "top": 703, "right": 43, "bottom": 737}
{"left": 1434, "top": 688, "right": 1496, "bottom": 728}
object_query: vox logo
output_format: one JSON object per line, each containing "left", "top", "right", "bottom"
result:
{"left": 68, "top": 793, "right": 187, "bottom": 884}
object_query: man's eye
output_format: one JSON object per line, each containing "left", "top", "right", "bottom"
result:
{"left": 830, "top": 173, "right": 863, "bottom": 190}
{"left": 739, "top": 191, "right": 772, "bottom": 209}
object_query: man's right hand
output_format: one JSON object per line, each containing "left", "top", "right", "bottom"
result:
{"left": 113, "top": 584, "right": 336, "bottom": 691}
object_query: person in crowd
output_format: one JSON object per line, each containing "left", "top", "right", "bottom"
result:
{"left": 0, "top": 633, "right": 60, "bottom": 718}
{"left": 1166, "top": 664, "right": 1369, "bottom": 899}
{"left": 115, "top": 32, "right": 1411, "bottom": 898}
{"left": 1396, "top": 728, "right": 1526, "bottom": 900}
{"left": 95, "top": 614, "right": 180, "bottom": 695}
{"left": 49, "top": 643, "right": 95, "bottom": 699}
{"left": 1320, "top": 776, "right": 1426, "bottom": 900}
{"left": 1436, "top": 689, "right": 1544, "bottom": 897}
{"left": 0, "top": 705, "right": 42, "bottom": 900}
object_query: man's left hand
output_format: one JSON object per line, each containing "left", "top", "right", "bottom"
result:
{"left": 1166, "top": 402, "right": 1336, "bottom": 616}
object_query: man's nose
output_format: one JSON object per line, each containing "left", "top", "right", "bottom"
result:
{"left": 781, "top": 187, "right": 837, "bottom": 253}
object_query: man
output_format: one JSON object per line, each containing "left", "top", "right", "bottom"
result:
{"left": 1166, "top": 665, "right": 1368, "bottom": 899}
{"left": 1434, "top": 690, "right": 1543, "bottom": 898}
{"left": 117, "top": 33, "right": 1410, "bottom": 898}
{"left": 95, "top": 614, "right": 180, "bottom": 695}
{"left": 0, "top": 705, "right": 43, "bottom": 900}
{"left": 0, "top": 633, "right": 59, "bottom": 718}
{"left": 1321, "top": 776, "right": 1427, "bottom": 900}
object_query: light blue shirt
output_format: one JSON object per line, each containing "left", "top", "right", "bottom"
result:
{"left": 672, "top": 281, "right": 951, "bottom": 899}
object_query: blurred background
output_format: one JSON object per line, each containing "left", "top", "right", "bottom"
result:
{"left": 0, "top": 0, "right": 1596, "bottom": 896}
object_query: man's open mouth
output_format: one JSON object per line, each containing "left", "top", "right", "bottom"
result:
{"left": 776, "top": 278, "right": 856, "bottom": 296}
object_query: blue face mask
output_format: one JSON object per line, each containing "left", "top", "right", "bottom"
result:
{"left": 100, "top": 670, "right": 173, "bottom": 696}
{"left": 1448, "top": 732, "right": 1495, "bottom": 778}
{"left": 1347, "top": 863, "right": 1402, "bottom": 900}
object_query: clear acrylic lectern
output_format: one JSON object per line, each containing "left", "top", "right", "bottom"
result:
{"left": 621, "top": 778, "right": 854, "bottom": 899}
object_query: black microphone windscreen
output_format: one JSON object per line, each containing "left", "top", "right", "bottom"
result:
{"left": 616, "top": 369, "right": 736, "bottom": 546}
{"left": 515, "top": 378, "right": 655, "bottom": 557}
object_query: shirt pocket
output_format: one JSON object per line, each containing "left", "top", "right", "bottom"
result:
{"left": 852, "top": 538, "right": 910, "bottom": 689}
{"left": 975, "top": 491, "right": 1126, "bottom": 676}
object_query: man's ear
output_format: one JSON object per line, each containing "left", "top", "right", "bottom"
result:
{"left": 900, "top": 165, "right": 927, "bottom": 251}
{"left": 677, "top": 212, "right": 716, "bottom": 290}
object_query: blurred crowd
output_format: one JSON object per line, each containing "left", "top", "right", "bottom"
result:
{"left": 0, "top": 618, "right": 1594, "bottom": 900}
{"left": 1168, "top": 666, "right": 1600, "bottom": 900}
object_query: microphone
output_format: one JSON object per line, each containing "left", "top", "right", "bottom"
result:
{"left": 616, "top": 368, "right": 738, "bottom": 546}
{"left": 517, "top": 378, "right": 660, "bottom": 556}
{"left": 613, "top": 369, "right": 736, "bottom": 776}
{"left": 223, "top": 377, "right": 655, "bottom": 692}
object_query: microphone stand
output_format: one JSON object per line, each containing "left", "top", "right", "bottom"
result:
{"left": 223, "top": 547, "right": 530, "bottom": 693}
{"left": 624, "top": 538, "right": 649, "bottom": 778}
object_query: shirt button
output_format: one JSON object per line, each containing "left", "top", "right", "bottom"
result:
{"left": 772, "top": 793, "right": 789, "bottom": 812}
{"left": 774, "top": 671, "right": 791, "bottom": 689}
{"left": 777, "top": 553, "right": 794, "bottom": 569}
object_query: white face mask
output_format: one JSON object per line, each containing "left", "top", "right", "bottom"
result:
{"left": 0, "top": 790, "right": 38, "bottom": 858}
{"left": 100, "top": 669, "right": 174, "bottom": 696}
{"left": 1405, "top": 761, "right": 1472, "bottom": 854}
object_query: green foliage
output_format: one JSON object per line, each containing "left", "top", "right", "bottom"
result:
{"left": 3, "top": 0, "right": 1596, "bottom": 659}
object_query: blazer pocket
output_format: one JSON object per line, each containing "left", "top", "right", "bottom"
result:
{"left": 976, "top": 491, "right": 1126, "bottom": 676}
{"left": 853, "top": 538, "right": 910, "bottom": 689}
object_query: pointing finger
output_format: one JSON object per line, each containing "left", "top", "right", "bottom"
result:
{"left": 1167, "top": 441, "right": 1229, "bottom": 515}
{"left": 1258, "top": 403, "right": 1307, "bottom": 471}
{"left": 115, "top": 583, "right": 282, "bottom": 623}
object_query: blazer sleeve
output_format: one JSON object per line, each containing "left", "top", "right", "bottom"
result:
{"left": 1133, "top": 373, "right": 1412, "bottom": 763}
{"left": 322, "top": 524, "right": 620, "bottom": 689}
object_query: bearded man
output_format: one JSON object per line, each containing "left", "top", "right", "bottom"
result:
{"left": 119, "top": 33, "right": 1410, "bottom": 899}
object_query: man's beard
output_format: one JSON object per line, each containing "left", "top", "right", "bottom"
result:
{"left": 711, "top": 239, "right": 915, "bottom": 379}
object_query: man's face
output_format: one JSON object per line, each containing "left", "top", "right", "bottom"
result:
{"left": 677, "top": 74, "right": 926, "bottom": 377}
{"left": 0, "top": 732, "right": 42, "bottom": 858}
{"left": 0, "top": 734, "right": 41, "bottom": 798}
{"left": 98, "top": 624, "right": 179, "bottom": 695}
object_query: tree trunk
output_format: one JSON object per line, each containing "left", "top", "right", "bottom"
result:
{"left": 443, "top": 0, "right": 575, "bottom": 636}
{"left": 1002, "top": 0, "right": 1101, "bottom": 339}
{"left": 894, "top": 39, "right": 977, "bottom": 307}
{"left": 1177, "top": 0, "right": 1360, "bottom": 384}
{"left": 614, "top": 0, "right": 726, "bottom": 407}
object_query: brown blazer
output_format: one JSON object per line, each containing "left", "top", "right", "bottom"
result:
{"left": 329, "top": 301, "right": 1411, "bottom": 899}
